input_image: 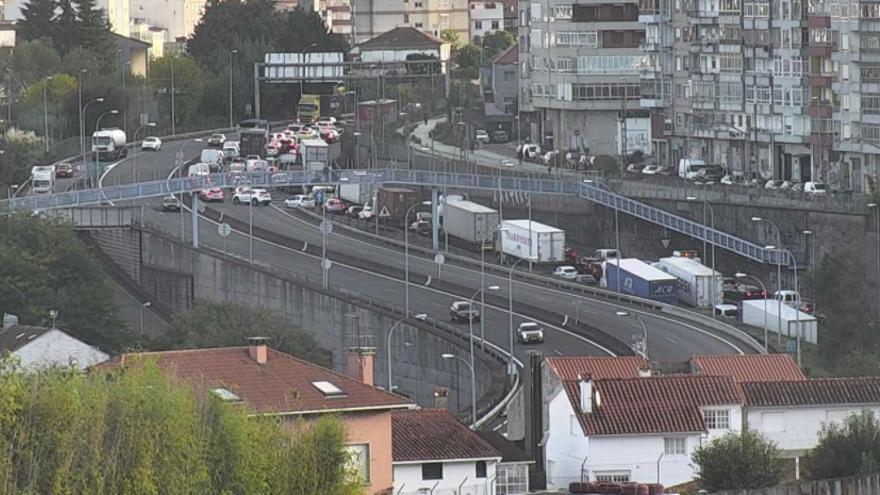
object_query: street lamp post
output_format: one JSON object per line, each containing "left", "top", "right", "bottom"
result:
{"left": 869, "top": 204, "right": 880, "bottom": 319}
{"left": 229, "top": 49, "right": 239, "bottom": 128}
{"left": 585, "top": 179, "right": 621, "bottom": 301}
{"left": 752, "top": 216, "right": 784, "bottom": 346}
{"left": 80, "top": 96, "right": 104, "bottom": 186}
{"left": 42, "top": 76, "right": 53, "bottom": 153}
{"left": 507, "top": 256, "right": 536, "bottom": 376}
{"left": 7, "top": 183, "right": 18, "bottom": 199}
{"left": 687, "top": 196, "right": 717, "bottom": 316}
{"left": 468, "top": 285, "right": 500, "bottom": 380}
{"left": 736, "top": 272, "right": 769, "bottom": 351}
{"left": 404, "top": 201, "right": 432, "bottom": 316}
{"left": 442, "top": 353, "right": 477, "bottom": 428}
{"left": 139, "top": 301, "right": 152, "bottom": 335}
{"left": 94, "top": 109, "right": 119, "bottom": 179}
{"left": 132, "top": 122, "right": 157, "bottom": 181}
{"left": 616, "top": 311, "right": 648, "bottom": 357}
{"left": 387, "top": 314, "right": 428, "bottom": 392}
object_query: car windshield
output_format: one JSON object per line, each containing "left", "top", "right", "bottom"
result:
{"left": 521, "top": 323, "right": 538, "bottom": 330}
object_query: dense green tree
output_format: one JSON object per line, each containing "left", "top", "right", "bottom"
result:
{"left": 74, "top": 0, "right": 116, "bottom": 66}
{"left": 482, "top": 30, "right": 515, "bottom": 61}
{"left": 7, "top": 39, "right": 63, "bottom": 85}
{"left": 164, "top": 302, "right": 332, "bottom": 367}
{"left": 0, "top": 359, "right": 362, "bottom": 494}
{"left": 16, "top": 0, "right": 58, "bottom": 45}
{"left": 55, "top": 0, "right": 80, "bottom": 56}
{"left": 807, "top": 411, "right": 880, "bottom": 479}
{"left": 454, "top": 43, "right": 483, "bottom": 79}
{"left": 0, "top": 129, "right": 45, "bottom": 194}
{"left": 441, "top": 28, "right": 461, "bottom": 50}
{"left": 148, "top": 55, "right": 207, "bottom": 133}
{"left": 0, "top": 213, "right": 130, "bottom": 350}
{"left": 693, "top": 429, "right": 786, "bottom": 491}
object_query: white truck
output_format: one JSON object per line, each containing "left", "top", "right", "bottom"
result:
{"left": 500, "top": 219, "right": 565, "bottom": 263}
{"left": 655, "top": 256, "right": 723, "bottom": 309}
{"left": 339, "top": 182, "right": 372, "bottom": 205}
{"left": 92, "top": 128, "right": 127, "bottom": 161}
{"left": 300, "top": 138, "right": 329, "bottom": 174}
{"left": 31, "top": 165, "right": 56, "bottom": 194}
{"left": 444, "top": 199, "right": 500, "bottom": 247}
{"left": 741, "top": 299, "right": 818, "bottom": 344}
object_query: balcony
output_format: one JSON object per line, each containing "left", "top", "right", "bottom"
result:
{"left": 808, "top": 74, "right": 833, "bottom": 86}
{"left": 809, "top": 134, "right": 834, "bottom": 146}
{"left": 806, "top": 45, "right": 832, "bottom": 57}
{"left": 809, "top": 103, "right": 833, "bottom": 118}
{"left": 807, "top": 15, "right": 830, "bottom": 27}
{"left": 688, "top": 9, "right": 719, "bottom": 23}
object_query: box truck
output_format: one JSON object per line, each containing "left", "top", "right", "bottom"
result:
{"left": 92, "top": 129, "right": 127, "bottom": 161}
{"left": 300, "top": 139, "right": 330, "bottom": 174}
{"left": 240, "top": 128, "right": 268, "bottom": 158}
{"left": 31, "top": 165, "right": 56, "bottom": 194}
{"left": 500, "top": 219, "right": 565, "bottom": 263}
{"left": 655, "top": 256, "right": 723, "bottom": 309}
{"left": 444, "top": 200, "right": 500, "bottom": 246}
{"left": 602, "top": 258, "right": 678, "bottom": 304}
{"left": 742, "top": 299, "right": 818, "bottom": 344}
{"left": 377, "top": 186, "right": 422, "bottom": 227}
{"left": 339, "top": 182, "right": 372, "bottom": 205}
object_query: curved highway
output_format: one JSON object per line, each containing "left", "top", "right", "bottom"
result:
{"left": 92, "top": 134, "right": 752, "bottom": 363}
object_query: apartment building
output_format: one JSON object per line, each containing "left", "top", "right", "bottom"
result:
{"left": 129, "top": 0, "right": 206, "bottom": 40}
{"left": 639, "top": 0, "right": 880, "bottom": 190}
{"left": 518, "top": 0, "right": 649, "bottom": 156}
{"left": 351, "top": 0, "right": 468, "bottom": 44}
{"left": 470, "top": 1, "right": 505, "bottom": 40}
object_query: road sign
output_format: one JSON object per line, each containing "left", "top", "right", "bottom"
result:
{"left": 379, "top": 206, "right": 391, "bottom": 218}
{"left": 217, "top": 223, "right": 231, "bottom": 237}
{"left": 321, "top": 258, "right": 333, "bottom": 270}
{"left": 319, "top": 221, "right": 333, "bottom": 235}
{"left": 434, "top": 253, "right": 445, "bottom": 265}
{"left": 660, "top": 238, "right": 671, "bottom": 248}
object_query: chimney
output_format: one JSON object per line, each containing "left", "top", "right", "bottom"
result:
{"left": 578, "top": 375, "right": 593, "bottom": 413}
{"left": 345, "top": 348, "right": 375, "bottom": 386}
{"left": 638, "top": 365, "right": 652, "bottom": 378}
{"left": 247, "top": 337, "right": 269, "bottom": 365}
{"left": 434, "top": 387, "right": 449, "bottom": 409}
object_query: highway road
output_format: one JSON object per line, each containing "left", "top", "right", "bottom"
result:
{"left": 92, "top": 135, "right": 752, "bottom": 363}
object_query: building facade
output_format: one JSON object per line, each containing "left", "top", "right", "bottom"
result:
{"left": 518, "top": 0, "right": 648, "bottom": 155}
{"left": 130, "top": 19, "right": 168, "bottom": 59}
{"left": 482, "top": 44, "right": 519, "bottom": 134}
{"left": 129, "top": 0, "right": 207, "bottom": 40}
{"left": 638, "top": 0, "right": 880, "bottom": 190}
{"left": 470, "top": 1, "right": 506, "bottom": 40}
{"left": 351, "top": 0, "right": 468, "bottom": 44}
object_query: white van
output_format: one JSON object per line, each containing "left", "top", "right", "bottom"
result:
{"left": 222, "top": 141, "right": 240, "bottom": 158}
{"left": 188, "top": 163, "right": 211, "bottom": 177}
{"left": 200, "top": 148, "right": 225, "bottom": 166}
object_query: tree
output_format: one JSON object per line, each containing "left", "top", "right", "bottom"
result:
{"left": 148, "top": 55, "right": 207, "bottom": 133}
{"left": 0, "top": 359, "right": 361, "bottom": 494}
{"left": 693, "top": 429, "right": 786, "bottom": 492}
{"left": 482, "top": 30, "right": 515, "bottom": 60}
{"left": 163, "top": 302, "right": 332, "bottom": 367}
{"left": 17, "top": 0, "right": 58, "bottom": 44}
{"left": 454, "top": 43, "right": 483, "bottom": 79}
{"left": 0, "top": 129, "right": 45, "bottom": 193}
{"left": 0, "top": 213, "right": 131, "bottom": 350}
{"left": 74, "top": 0, "right": 116, "bottom": 67}
{"left": 54, "top": 0, "right": 80, "bottom": 56}
{"left": 807, "top": 411, "right": 880, "bottom": 479}
{"left": 441, "top": 28, "right": 461, "bottom": 50}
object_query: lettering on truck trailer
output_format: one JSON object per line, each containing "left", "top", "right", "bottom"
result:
{"left": 653, "top": 283, "right": 675, "bottom": 296}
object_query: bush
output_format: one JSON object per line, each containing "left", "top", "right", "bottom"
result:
{"left": 807, "top": 411, "right": 880, "bottom": 479}
{"left": 692, "top": 430, "right": 786, "bottom": 491}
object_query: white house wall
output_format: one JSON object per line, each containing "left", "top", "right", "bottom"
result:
{"left": 393, "top": 460, "right": 497, "bottom": 495}
{"left": 13, "top": 329, "right": 109, "bottom": 371}
{"left": 361, "top": 49, "right": 441, "bottom": 63}
{"left": 545, "top": 388, "right": 589, "bottom": 491}
{"left": 747, "top": 405, "right": 880, "bottom": 453}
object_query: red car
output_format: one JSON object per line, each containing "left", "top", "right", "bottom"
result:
{"left": 199, "top": 187, "right": 225, "bottom": 202}
{"left": 323, "top": 198, "right": 347, "bottom": 214}
{"left": 55, "top": 162, "right": 74, "bottom": 178}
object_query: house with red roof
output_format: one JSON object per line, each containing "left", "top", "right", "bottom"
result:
{"left": 108, "top": 339, "right": 414, "bottom": 495}
{"left": 392, "top": 408, "right": 502, "bottom": 495}
{"left": 540, "top": 354, "right": 809, "bottom": 489}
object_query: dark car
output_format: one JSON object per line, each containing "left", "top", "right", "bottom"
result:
{"left": 724, "top": 282, "right": 766, "bottom": 303}
{"left": 55, "top": 162, "right": 74, "bottom": 178}
{"left": 491, "top": 129, "right": 509, "bottom": 143}
{"left": 450, "top": 301, "right": 480, "bottom": 323}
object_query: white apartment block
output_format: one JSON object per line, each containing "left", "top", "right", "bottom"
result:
{"left": 351, "top": 0, "right": 468, "bottom": 44}
{"left": 129, "top": 0, "right": 206, "bottom": 40}
{"left": 470, "top": 1, "right": 505, "bottom": 40}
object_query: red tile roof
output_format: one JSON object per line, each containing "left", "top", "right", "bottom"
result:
{"left": 392, "top": 409, "right": 501, "bottom": 462}
{"left": 692, "top": 354, "right": 805, "bottom": 383}
{"left": 546, "top": 356, "right": 650, "bottom": 381}
{"left": 110, "top": 347, "right": 413, "bottom": 415}
{"left": 742, "top": 378, "right": 880, "bottom": 407}
{"left": 565, "top": 376, "right": 742, "bottom": 435}
{"left": 491, "top": 43, "right": 518, "bottom": 65}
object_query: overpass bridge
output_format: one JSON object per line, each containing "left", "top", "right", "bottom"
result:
{"left": 2, "top": 168, "right": 787, "bottom": 266}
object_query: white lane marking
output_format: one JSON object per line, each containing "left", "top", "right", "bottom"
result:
{"left": 666, "top": 337, "right": 679, "bottom": 344}
{"left": 267, "top": 204, "right": 746, "bottom": 355}
{"left": 174, "top": 202, "right": 617, "bottom": 356}
{"left": 553, "top": 349, "right": 564, "bottom": 356}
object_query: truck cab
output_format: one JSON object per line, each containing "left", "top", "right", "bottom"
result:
{"left": 297, "top": 95, "right": 321, "bottom": 124}
{"left": 31, "top": 165, "right": 56, "bottom": 194}
{"left": 678, "top": 158, "right": 708, "bottom": 180}
{"left": 92, "top": 129, "right": 128, "bottom": 161}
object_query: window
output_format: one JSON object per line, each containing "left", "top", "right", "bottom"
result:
{"left": 422, "top": 463, "right": 444, "bottom": 480}
{"left": 531, "top": 2, "right": 542, "bottom": 19}
{"left": 570, "top": 415, "right": 580, "bottom": 435}
{"left": 595, "top": 471, "right": 631, "bottom": 482}
{"left": 497, "top": 464, "right": 528, "bottom": 495}
{"left": 554, "top": 5, "right": 572, "bottom": 18}
{"left": 555, "top": 31, "right": 598, "bottom": 47}
{"left": 476, "top": 461, "right": 487, "bottom": 478}
{"left": 415, "top": 22, "right": 424, "bottom": 27}
{"left": 404, "top": 13, "right": 410, "bottom": 22}
{"left": 703, "top": 409, "right": 730, "bottom": 430}
{"left": 475, "top": 20, "right": 483, "bottom": 29}
{"left": 492, "top": 20, "right": 500, "bottom": 29}
{"left": 664, "top": 437, "right": 687, "bottom": 455}
{"left": 345, "top": 444, "right": 371, "bottom": 483}
{"left": 864, "top": 94, "right": 880, "bottom": 115}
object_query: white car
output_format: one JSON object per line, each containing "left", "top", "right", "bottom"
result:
{"left": 285, "top": 195, "right": 316, "bottom": 208}
{"left": 475, "top": 129, "right": 490, "bottom": 144}
{"left": 553, "top": 265, "right": 579, "bottom": 280}
{"left": 141, "top": 136, "right": 162, "bottom": 151}
{"left": 518, "top": 321, "right": 545, "bottom": 344}
{"left": 642, "top": 164, "right": 661, "bottom": 175}
{"left": 233, "top": 187, "right": 272, "bottom": 206}
{"left": 222, "top": 141, "right": 240, "bottom": 158}
{"left": 803, "top": 181, "right": 828, "bottom": 195}
{"left": 714, "top": 304, "right": 739, "bottom": 319}
{"left": 317, "top": 116, "right": 337, "bottom": 126}
{"left": 359, "top": 205, "right": 375, "bottom": 220}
